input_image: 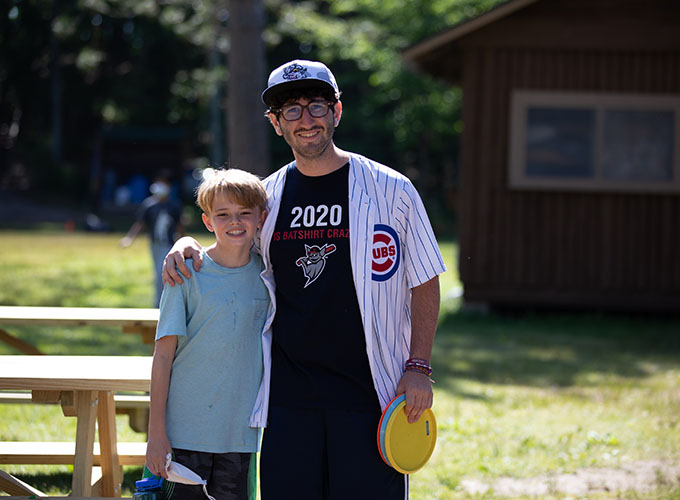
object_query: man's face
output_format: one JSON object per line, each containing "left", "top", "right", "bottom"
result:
{"left": 269, "top": 96, "right": 342, "bottom": 161}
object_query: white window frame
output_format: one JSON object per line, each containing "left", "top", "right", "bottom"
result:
{"left": 509, "top": 90, "right": 680, "bottom": 192}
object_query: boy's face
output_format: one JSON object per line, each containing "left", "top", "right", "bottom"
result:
{"left": 202, "top": 193, "right": 266, "bottom": 250}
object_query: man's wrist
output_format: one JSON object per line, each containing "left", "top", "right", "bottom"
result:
{"left": 404, "top": 357, "right": 435, "bottom": 383}
{"left": 405, "top": 357, "right": 432, "bottom": 375}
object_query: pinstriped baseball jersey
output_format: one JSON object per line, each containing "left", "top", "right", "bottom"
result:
{"left": 249, "top": 153, "right": 446, "bottom": 427}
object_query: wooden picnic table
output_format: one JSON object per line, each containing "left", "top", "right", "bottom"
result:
{"left": 0, "top": 306, "right": 160, "bottom": 354}
{"left": 0, "top": 355, "right": 152, "bottom": 497}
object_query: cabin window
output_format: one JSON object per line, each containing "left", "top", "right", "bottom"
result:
{"left": 509, "top": 91, "right": 680, "bottom": 192}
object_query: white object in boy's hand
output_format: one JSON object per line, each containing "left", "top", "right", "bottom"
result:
{"left": 164, "top": 452, "right": 216, "bottom": 500}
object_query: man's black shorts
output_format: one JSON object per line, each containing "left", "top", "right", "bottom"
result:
{"left": 260, "top": 405, "right": 407, "bottom": 500}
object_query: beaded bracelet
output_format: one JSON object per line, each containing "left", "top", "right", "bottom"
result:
{"left": 405, "top": 365, "right": 430, "bottom": 375}
{"left": 407, "top": 357, "right": 431, "bottom": 367}
{"left": 405, "top": 358, "right": 432, "bottom": 376}
{"left": 405, "top": 358, "right": 435, "bottom": 383}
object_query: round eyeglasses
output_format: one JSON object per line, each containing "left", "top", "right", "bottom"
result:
{"left": 278, "top": 101, "right": 334, "bottom": 121}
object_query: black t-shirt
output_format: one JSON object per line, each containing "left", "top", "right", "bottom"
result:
{"left": 269, "top": 164, "right": 378, "bottom": 412}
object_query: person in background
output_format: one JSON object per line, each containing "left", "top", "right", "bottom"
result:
{"left": 161, "top": 59, "right": 446, "bottom": 499}
{"left": 146, "top": 168, "right": 270, "bottom": 500}
{"left": 120, "top": 171, "right": 185, "bottom": 307}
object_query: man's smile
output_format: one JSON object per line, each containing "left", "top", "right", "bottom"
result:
{"left": 296, "top": 128, "right": 323, "bottom": 138}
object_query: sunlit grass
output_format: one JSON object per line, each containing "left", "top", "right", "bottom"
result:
{"left": 0, "top": 231, "right": 153, "bottom": 308}
{"left": 408, "top": 306, "right": 680, "bottom": 498}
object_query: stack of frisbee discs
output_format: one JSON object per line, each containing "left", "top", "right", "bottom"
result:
{"left": 377, "top": 394, "right": 437, "bottom": 474}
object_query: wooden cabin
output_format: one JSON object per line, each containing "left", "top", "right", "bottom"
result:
{"left": 403, "top": 0, "right": 680, "bottom": 312}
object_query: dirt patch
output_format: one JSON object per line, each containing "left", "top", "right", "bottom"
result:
{"left": 460, "top": 460, "right": 680, "bottom": 496}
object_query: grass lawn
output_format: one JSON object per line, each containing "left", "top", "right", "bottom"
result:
{"left": 1, "top": 229, "right": 679, "bottom": 498}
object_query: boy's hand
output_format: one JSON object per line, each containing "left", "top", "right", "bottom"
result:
{"left": 145, "top": 434, "right": 172, "bottom": 479}
{"left": 162, "top": 237, "right": 204, "bottom": 286}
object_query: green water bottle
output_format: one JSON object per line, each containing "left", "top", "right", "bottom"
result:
{"left": 133, "top": 476, "right": 166, "bottom": 500}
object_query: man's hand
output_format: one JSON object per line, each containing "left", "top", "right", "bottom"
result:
{"left": 161, "top": 236, "right": 203, "bottom": 286}
{"left": 395, "top": 370, "right": 433, "bottom": 424}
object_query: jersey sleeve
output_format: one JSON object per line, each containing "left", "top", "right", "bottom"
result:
{"left": 399, "top": 181, "right": 447, "bottom": 289}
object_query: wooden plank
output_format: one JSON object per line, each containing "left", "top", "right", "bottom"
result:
{"left": 0, "top": 356, "right": 152, "bottom": 393}
{"left": 0, "top": 307, "right": 159, "bottom": 353}
{"left": 0, "top": 442, "right": 146, "bottom": 465}
{"left": 0, "top": 306, "right": 158, "bottom": 327}
{"left": 31, "top": 390, "right": 61, "bottom": 403}
{"left": 59, "top": 391, "right": 77, "bottom": 417}
{"left": 96, "top": 391, "right": 122, "bottom": 497}
{"left": 0, "top": 470, "right": 46, "bottom": 496}
{"left": 71, "top": 390, "right": 97, "bottom": 497}
{"left": 119, "top": 406, "right": 150, "bottom": 434}
{"left": 0, "top": 392, "right": 150, "bottom": 408}
{"left": 0, "top": 391, "right": 150, "bottom": 434}
{"left": 122, "top": 326, "right": 156, "bottom": 345}
{"left": 0, "top": 392, "right": 32, "bottom": 403}
{"left": 0, "top": 329, "right": 43, "bottom": 355}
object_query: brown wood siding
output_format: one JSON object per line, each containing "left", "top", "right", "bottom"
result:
{"left": 458, "top": 47, "right": 680, "bottom": 310}
{"left": 460, "top": 0, "right": 680, "bottom": 52}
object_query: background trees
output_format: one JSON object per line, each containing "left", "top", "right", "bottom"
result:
{"left": 0, "top": 0, "right": 505, "bottom": 224}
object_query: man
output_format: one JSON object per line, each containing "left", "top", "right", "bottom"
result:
{"left": 162, "top": 59, "right": 446, "bottom": 499}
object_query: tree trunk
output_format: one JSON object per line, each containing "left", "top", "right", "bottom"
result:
{"left": 227, "top": 0, "right": 269, "bottom": 176}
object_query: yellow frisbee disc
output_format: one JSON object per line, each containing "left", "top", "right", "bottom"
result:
{"left": 378, "top": 394, "right": 437, "bottom": 474}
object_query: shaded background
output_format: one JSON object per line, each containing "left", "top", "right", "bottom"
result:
{"left": 0, "top": 0, "right": 501, "bottom": 235}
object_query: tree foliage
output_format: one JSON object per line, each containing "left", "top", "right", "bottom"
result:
{"left": 1, "top": 0, "right": 223, "bottom": 195}
{"left": 263, "top": 0, "right": 505, "bottom": 207}
{"left": 0, "top": 0, "right": 506, "bottom": 210}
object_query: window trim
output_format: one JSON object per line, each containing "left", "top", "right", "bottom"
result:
{"left": 509, "top": 90, "right": 680, "bottom": 192}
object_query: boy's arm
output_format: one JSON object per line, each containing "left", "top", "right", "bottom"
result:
{"left": 161, "top": 237, "right": 204, "bottom": 286}
{"left": 146, "top": 335, "right": 178, "bottom": 478}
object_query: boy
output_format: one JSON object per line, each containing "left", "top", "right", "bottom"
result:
{"left": 145, "top": 168, "right": 270, "bottom": 500}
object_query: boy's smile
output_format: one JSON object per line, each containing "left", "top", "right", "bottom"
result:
{"left": 202, "top": 193, "right": 266, "bottom": 268}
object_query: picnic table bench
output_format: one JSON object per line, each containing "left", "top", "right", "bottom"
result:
{"left": 0, "top": 355, "right": 152, "bottom": 498}
{"left": 0, "top": 391, "right": 150, "bottom": 433}
{"left": 0, "top": 306, "right": 160, "bottom": 354}
{"left": 0, "top": 471, "right": 132, "bottom": 499}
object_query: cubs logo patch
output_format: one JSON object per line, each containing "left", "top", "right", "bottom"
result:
{"left": 283, "top": 63, "right": 310, "bottom": 81}
{"left": 372, "top": 224, "right": 400, "bottom": 282}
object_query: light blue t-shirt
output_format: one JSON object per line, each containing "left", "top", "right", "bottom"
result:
{"left": 156, "top": 249, "right": 269, "bottom": 453}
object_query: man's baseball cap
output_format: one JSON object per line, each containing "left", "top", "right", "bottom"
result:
{"left": 262, "top": 59, "right": 340, "bottom": 107}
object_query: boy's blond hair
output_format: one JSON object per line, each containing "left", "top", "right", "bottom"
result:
{"left": 196, "top": 168, "right": 267, "bottom": 216}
